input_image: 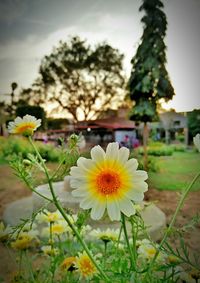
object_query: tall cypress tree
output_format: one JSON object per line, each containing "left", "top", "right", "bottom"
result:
{"left": 128, "top": 0, "right": 175, "bottom": 168}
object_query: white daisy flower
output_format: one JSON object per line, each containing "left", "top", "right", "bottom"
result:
{"left": 90, "top": 228, "right": 120, "bottom": 242}
{"left": 70, "top": 142, "right": 148, "bottom": 221}
{"left": 137, "top": 239, "right": 166, "bottom": 262}
{"left": 8, "top": 115, "right": 41, "bottom": 136}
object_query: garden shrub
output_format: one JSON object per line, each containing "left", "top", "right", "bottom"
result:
{"left": 138, "top": 156, "right": 160, "bottom": 172}
{"left": 0, "top": 136, "right": 60, "bottom": 162}
{"left": 136, "top": 142, "right": 174, "bottom": 156}
{"left": 171, "top": 144, "right": 186, "bottom": 152}
{"left": 176, "top": 134, "right": 184, "bottom": 143}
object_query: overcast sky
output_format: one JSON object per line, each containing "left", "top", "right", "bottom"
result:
{"left": 0, "top": 0, "right": 200, "bottom": 112}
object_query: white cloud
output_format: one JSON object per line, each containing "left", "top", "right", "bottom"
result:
{"left": 0, "top": 11, "right": 142, "bottom": 96}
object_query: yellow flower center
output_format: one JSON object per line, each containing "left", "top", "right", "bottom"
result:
{"left": 11, "top": 235, "right": 32, "bottom": 250}
{"left": 96, "top": 171, "right": 121, "bottom": 195}
{"left": 79, "top": 257, "right": 96, "bottom": 277}
{"left": 60, "top": 257, "right": 76, "bottom": 271}
{"left": 15, "top": 123, "right": 36, "bottom": 134}
{"left": 52, "top": 224, "right": 65, "bottom": 234}
{"left": 147, "top": 247, "right": 156, "bottom": 257}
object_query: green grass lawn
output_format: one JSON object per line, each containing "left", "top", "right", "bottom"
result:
{"left": 148, "top": 151, "right": 200, "bottom": 191}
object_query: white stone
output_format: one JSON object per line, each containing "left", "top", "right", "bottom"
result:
{"left": 3, "top": 196, "right": 33, "bottom": 226}
{"left": 3, "top": 181, "right": 166, "bottom": 241}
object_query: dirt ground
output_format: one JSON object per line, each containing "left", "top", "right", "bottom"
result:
{"left": 147, "top": 189, "right": 200, "bottom": 255}
{"left": 0, "top": 165, "right": 200, "bottom": 281}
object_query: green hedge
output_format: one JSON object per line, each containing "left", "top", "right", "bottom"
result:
{"left": 136, "top": 141, "right": 174, "bottom": 156}
{"left": 0, "top": 136, "right": 60, "bottom": 162}
{"left": 171, "top": 144, "right": 186, "bottom": 152}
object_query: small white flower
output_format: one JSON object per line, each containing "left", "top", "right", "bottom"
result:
{"left": 41, "top": 245, "right": 59, "bottom": 256}
{"left": 8, "top": 115, "right": 41, "bottom": 136}
{"left": 36, "top": 209, "right": 63, "bottom": 223}
{"left": 193, "top": 133, "right": 200, "bottom": 152}
{"left": 137, "top": 239, "right": 166, "bottom": 262}
{"left": 90, "top": 228, "right": 121, "bottom": 242}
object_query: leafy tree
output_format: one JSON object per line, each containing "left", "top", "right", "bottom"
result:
{"left": 187, "top": 109, "right": 200, "bottom": 142}
{"left": 47, "top": 118, "right": 70, "bottom": 130}
{"left": 0, "top": 101, "right": 7, "bottom": 135}
{"left": 27, "top": 36, "right": 125, "bottom": 122}
{"left": 128, "top": 0, "right": 175, "bottom": 168}
{"left": 4, "top": 82, "right": 18, "bottom": 117}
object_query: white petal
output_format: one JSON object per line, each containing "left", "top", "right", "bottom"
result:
{"left": 124, "top": 159, "right": 138, "bottom": 172}
{"left": 107, "top": 200, "right": 120, "bottom": 221}
{"left": 133, "top": 170, "right": 148, "bottom": 181}
{"left": 15, "top": 117, "right": 22, "bottom": 124}
{"left": 80, "top": 196, "right": 95, "bottom": 209}
{"left": 133, "top": 181, "right": 148, "bottom": 193}
{"left": 91, "top": 145, "right": 105, "bottom": 162}
{"left": 72, "top": 189, "right": 88, "bottom": 197}
{"left": 36, "top": 119, "right": 41, "bottom": 127}
{"left": 118, "top": 147, "right": 130, "bottom": 164}
{"left": 70, "top": 167, "right": 85, "bottom": 178}
{"left": 118, "top": 198, "right": 136, "bottom": 217}
{"left": 91, "top": 202, "right": 106, "bottom": 220}
{"left": 77, "top": 157, "right": 94, "bottom": 171}
{"left": 106, "top": 142, "right": 119, "bottom": 159}
{"left": 125, "top": 190, "right": 144, "bottom": 202}
{"left": 70, "top": 178, "right": 84, "bottom": 188}
{"left": 24, "top": 115, "right": 31, "bottom": 121}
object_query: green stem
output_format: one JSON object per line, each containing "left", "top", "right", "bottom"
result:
{"left": 121, "top": 213, "right": 134, "bottom": 269}
{"left": 50, "top": 155, "right": 67, "bottom": 180}
{"left": 147, "top": 171, "right": 200, "bottom": 273}
{"left": 19, "top": 250, "right": 23, "bottom": 276}
{"left": 24, "top": 249, "right": 35, "bottom": 282}
{"left": 104, "top": 241, "right": 108, "bottom": 267}
{"left": 49, "top": 222, "right": 55, "bottom": 283}
{"left": 131, "top": 217, "right": 138, "bottom": 264}
{"left": 116, "top": 224, "right": 123, "bottom": 249}
{"left": 23, "top": 178, "right": 53, "bottom": 202}
{"left": 28, "top": 137, "right": 109, "bottom": 282}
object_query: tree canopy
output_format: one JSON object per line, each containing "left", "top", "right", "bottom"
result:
{"left": 188, "top": 109, "right": 200, "bottom": 139}
{"left": 24, "top": 36, "right": 126, "bottom": 121}
{"left": 128, "top": 0, "right": 175, "bottom": 122}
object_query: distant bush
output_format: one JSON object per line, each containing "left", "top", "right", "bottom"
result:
{"left": 176, "top": 134, "right": 184, "bottom": 143}
{"left": 47, "top": 118, "right": 70, "bottom": 130}
{"left": 136, "top": 142, "right": 174, "bottom": 156}
{"left": 0, "top": 137, "right": 60, "bottom": 162}
{"left": 138, "top": 156, "right": 160, "bottom": 172}
{"left": 171, "top": 144, "right": 186, "bottom": 152}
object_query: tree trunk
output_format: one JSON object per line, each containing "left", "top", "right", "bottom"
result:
{"left": 143, "top": 122, "right": 148, "bottom": 171}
